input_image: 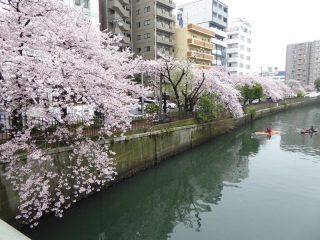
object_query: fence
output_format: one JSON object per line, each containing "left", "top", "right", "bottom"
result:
{"left": 0, "top": 112, "right": 197, "bottom": 141}
{"left": 0, "top": 97, "right": 313, "bottom": 141}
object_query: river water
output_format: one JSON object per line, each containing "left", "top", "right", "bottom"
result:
{"left": 23, "top": 105, "right": 320, "bottom": 240}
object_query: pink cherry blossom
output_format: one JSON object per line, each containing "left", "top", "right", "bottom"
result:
{"left": 0, "top": 0, "right": 143, "bottom": 226}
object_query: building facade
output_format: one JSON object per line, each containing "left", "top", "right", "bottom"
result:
{"left": 63, "top": 0, "right": 131, "bottom": 46}
{"left": 132, "top": 0, "right": 176, "bottom": 60}
{"left": 177, "top": 0, "right": 228, "bottom": 66}
{"left": 226, "top": 18, "right": 252, "bottom": 75}
{"left": 100, "top": 0, "right": 132, "bottom": 46}
{"left": 175, "top": 24, "right": 214, "bottom": 67}
{"left": 285, "top": 40, "right": 320, "bottom": 85}
{"left": 63, "top": 0, "right": 100, "bottom": 27}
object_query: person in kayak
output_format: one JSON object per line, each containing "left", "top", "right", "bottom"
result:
{"left": 265, "top": 128, "right": 272, "bottom": 134}
{"left": 310, "top": 126, "right": 315, "bottom": 132}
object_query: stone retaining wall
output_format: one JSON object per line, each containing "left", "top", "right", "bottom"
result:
{"left": 1, "top": 97, "right": 319, "bottom": 226}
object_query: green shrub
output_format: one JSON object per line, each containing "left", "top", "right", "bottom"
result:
{"left": 245, "top": 106, "right": 257, "bottom": 119}
{"left": 297, "top": 91, "right": 304, "bottom": 98}
{"left": 146, "top": 103, "right": 159, "bottom": 114}
{"left": 196, "top": 94, "right": 220, "bottom": 123}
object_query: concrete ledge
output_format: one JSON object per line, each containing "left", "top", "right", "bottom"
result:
{"left": 0, "top": 219, "right": 30, "bottom": 240}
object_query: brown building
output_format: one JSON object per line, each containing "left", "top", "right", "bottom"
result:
{"left": 175, "top": 24, "right": 215, "bottom": 67}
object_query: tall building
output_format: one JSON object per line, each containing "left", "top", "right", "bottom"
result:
{"left": 226, "top": 18, "right": 252, "bottom": 75}
{"left": 286, "top": 40, "right": 320, "bottom": 84}
{"left": 63, "top": 0, "right": 131, "bottom": 46}
{"left": 132, "top": 0, "right": 176, "bottom": 60}
{"left": 175, "top": 24, "right": 214, "bottom": 67}
{"left": 100, "top": 0, "right": 132, "bottom": 46}
{"left": 63, "top": 0, "right": 100, "bottom": 27}
{"left": 177, "top": 0, "right": 228, "bottom": 66}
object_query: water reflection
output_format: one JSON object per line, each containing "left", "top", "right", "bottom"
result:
{"left": 23, "top": 129, "right": 260, "bottom": 240}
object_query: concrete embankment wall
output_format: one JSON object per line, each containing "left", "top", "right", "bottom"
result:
{"left": 1, "top": 97, "right": 319, "bottom": 226}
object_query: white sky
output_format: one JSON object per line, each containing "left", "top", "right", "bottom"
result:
{"left": 176, "top": 0, "right": 320, "bottom": 72}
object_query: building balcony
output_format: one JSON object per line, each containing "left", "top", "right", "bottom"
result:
{"left": 156, "top": 10, "right": 175, "bottom": 21}
{"left": 187, "top": 51, "right": 214, "bottom": 61}
{"left": 115, "top": 21, "right": 130, "bottom": 32}
{"left": 212, "top": 38, "right": 227, "bottom": 48}
{"left": 226, "top": 38, "right": 239, "bottom": 45}
{"left": 209, "top": 27, "right": 227, "bottom": 38}
{"left": 226, "top": 47, "right": 238, "bottom": 53}
{"left": 119, "top": 0, "right": 129, "bottom": 6}
{"left": 187, "top": 38, "right": 214, "bottom": 50}
{"left": 157, "top": 0, "right": 176, "bottom": 9}
{"left": 157, "top": 37, "right": 175, "bottom": 46}
{"left": 227, "top": 57, "right": 238, "bottom": 62}
{"left": 195, "top": 64, "right": 212, "bottom": 69}
{"left": 187, "top": 24, "right": 214, "bottom": 37}
{"left": 109, "top": 0, "right": 130, "bottom": 19}
{"left": 227, "top": 66, "right": 238, "bottom": 72}
{"left": 156, "top": 23, "right": 175, "bottom": 33}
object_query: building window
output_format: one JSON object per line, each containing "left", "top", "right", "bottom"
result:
{"left": 240, "top": 63, "right": 244, "bottom": 68}
{"left": 213, "top": 1, "right": 218, "bottom": 6}
{"left": 213, "top": 12, "right": 217, "bottom": 17}
{"left": 75, "top": 0, "right": 89, "bottom": 8}
{"left": 136, "top": 9, "right": 140, "bottom": 15}
{"left": 137, "top": 35, "right": 141, "bottom": 40}
{"left": 240, "top": 35, "right": 245, "bottom": 41}
{"left": 144, "top": 19, "right": 150, "bottom": 26}
{"left": 246, "top": 65, "right": 250, "bottom": 69}
{"left": 218, "top": 15, "right": 222, "bottom": 20}
{"left": 228, "top": 63, "right": 232, "bottom": 67}
{"left": 136, "top": 22, "right": 141, "bottom": 28}
{"left": 223, "top": 17, "right": 227, "bottom": 23}
{"left": 246, "top": 56, "right": 250, "bottom": 60}
{"left": 144, "top": 6, "right": 150, "bottom": 13}
{"left": 144, "top": 33, "right": 151, "bottom": 39}
{"left": 144, "top": 46, "right": 151, "bottom": 52}
{"left": 223, "top": 7, "right": 228, "bottom": 13}
{"left": 247, "top": 38, "right": 251, "bottom": 43}
{"left": 247, "top": 47, "right": 251, "bottom": 52}
{"left": 240, "top": 54, "right": 244, "bottom": 59}
{"left": 137, "top": 48, "right": 141, "bottom": 53}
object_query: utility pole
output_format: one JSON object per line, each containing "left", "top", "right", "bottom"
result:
{"left": 259, "top": 67, "right": 263, "bottom": 77}
{"left": 141, "top": 71, "right": 144, "bottom": 117}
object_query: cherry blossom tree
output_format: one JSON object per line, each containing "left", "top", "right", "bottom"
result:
{"left": 143, "top": 54, "right": 194, "bottom": 112}
{"left": 144, "top": 55, "right": 243, "bottom": 117}
{"left": 233, "top": 75, "right": 296, "bottom": 101}
{"left": 194, "top": 67, "right": 243, "bottom": 117}
{"left": 0, "top": 0, "right": 143, "bottom": 227}
{"left": 286, "top": 79, "right": 306, "bottom": 95}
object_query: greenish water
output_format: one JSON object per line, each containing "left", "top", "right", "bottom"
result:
{"left": 23, "top": 106, "right": 320, "bottom": 240}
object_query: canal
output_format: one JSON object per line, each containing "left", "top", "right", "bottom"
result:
{"left": 23, "top": 105, "right": 320, "bottom": 240}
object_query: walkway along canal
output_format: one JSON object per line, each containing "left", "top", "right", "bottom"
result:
{"left": 20, "top": 103, "right": 320, "bottom": 239}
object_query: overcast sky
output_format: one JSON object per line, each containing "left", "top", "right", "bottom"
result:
{"left": 176, "top": 0, "right": 320, "bottom": 72}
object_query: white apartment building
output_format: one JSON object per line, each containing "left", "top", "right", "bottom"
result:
{"left": 226, "top": 18, "right": 252, "bottom": 75}
{"left": 63, "top": 0, "right": 131, "bottom": 45}
{"left": 63, "top": 0, "right": 100, "bottom": 28}
{"left": 177, "top": 0, "right": 228, "bottom": 66}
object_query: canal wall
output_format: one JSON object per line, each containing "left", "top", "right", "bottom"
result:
{"left": 1, "top": 97, "right": 320, "bottom": 226}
